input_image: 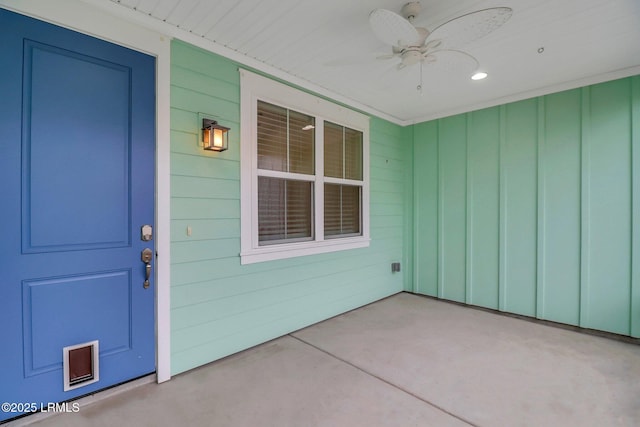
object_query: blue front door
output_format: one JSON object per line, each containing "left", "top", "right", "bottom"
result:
{"left": 0, "top": 9, "right": 156, "bottom": 421}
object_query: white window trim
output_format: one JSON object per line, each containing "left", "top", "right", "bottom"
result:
{"left": 240, "top": 69, "right": 370, "bottom": 264}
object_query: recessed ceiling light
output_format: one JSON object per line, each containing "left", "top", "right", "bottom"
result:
{"left": 471, "top": 72, "right": 488, "bottom": 80}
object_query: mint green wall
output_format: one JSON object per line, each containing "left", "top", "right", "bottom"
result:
{"left": 413, "top": 76, "right": 640, "bottom": 337}
{"left": 170, "top": 37, "right": 638, "bottom": 376}
{"left": 170, "top": 40, "right": 412, "bottom": 374}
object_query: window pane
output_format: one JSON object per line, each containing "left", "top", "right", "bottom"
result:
{"left": 324, "top": 184, "right": 361, "bottom": 237}
{"left": 286, "top": 180, "right": 313, "bottom": 239}
{"left": 258, "top": 101, "right": 315, "bottom": 175}
{"left": 258, "top": 176, "right": 285, "bottom": 241}
{"left": 341, "top": 185, "right": 361, "bottom": 234}
{"left": 289, "top": 110, "right": 315, "bottom": 175}
{"left": 324, "top": 121, "right": 343, "bottom": 178}
{"left": 324, "top": 184, "right": 341, "bottom": 236}
{"left": 257, "top": 101, "right": 287, "bottom": 171}
{"left": 258, "top": 177, "right": 313, "bottom": 244}
{"left": 345, "top": 127, "right": 363, "bottom": 180}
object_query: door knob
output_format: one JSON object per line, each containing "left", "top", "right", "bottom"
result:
{"left": 141, "top": 248, "right": 153, "bottom": 289}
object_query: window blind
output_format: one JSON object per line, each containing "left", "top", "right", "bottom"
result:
{"left": 323, "top": 121, "right": 363, "bottom": 237}
{"left": 324, "top": 121, "right": 363, "bottom": 180}
{"left": 324, "top": 121, "right": 343, "bottom": 178}
{"left": 258, "top": 177, "right": 313, "bottom": 243}
{"left": 344, "top": 127, "right": 363, "bottom": 180}
{"left": 257, "top": 100, "right": 314, "bottom": 174}
{"left": 257, "top": 101, "right": 287, "bottom": 172}
{"left": 257, "top": 101, "right": 315, "bottom": 244}
{"left": 288, "top": 110, "right": 314, "bottom": 175}
{"left": 324, "top": 184, "right": 361, "bottom": 237}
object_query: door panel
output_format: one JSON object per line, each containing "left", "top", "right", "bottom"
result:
{"left": 24, "top": 40, "right": 131, "bottom": 252}
{"left": 0, "top": 9, "right": 156, "bottom": 421}
{"left": 23, "top": 271, "right": 132, "bottom": 376}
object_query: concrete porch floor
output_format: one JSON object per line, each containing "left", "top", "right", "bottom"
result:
{"left": 16, "top": 292, "right": 640, "bottom": 426}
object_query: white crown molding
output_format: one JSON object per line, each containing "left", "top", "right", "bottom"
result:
{"left": 408, "top": 65, "right": 640, "bottom": 125}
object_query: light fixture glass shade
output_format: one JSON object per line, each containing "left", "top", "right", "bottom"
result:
{"left": 202, "top": 118, "right": 229, "bottom": 152}
{"left": 471, "top": 71, "right": 488, "bottom": 80}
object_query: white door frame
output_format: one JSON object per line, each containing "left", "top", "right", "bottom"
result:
{"left": 0, "top": 0, "right": 172, "bottom": 382}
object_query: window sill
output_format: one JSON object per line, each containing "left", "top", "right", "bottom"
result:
{"left": 240, "top": 237, "right": 370, "bottom": 265}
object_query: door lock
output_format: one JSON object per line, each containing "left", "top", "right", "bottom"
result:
{"left": 141, "top": 248, "right": 153, "bottom": 289}
{"left": 141, "top": 225, "right": 153, "bottom": 241}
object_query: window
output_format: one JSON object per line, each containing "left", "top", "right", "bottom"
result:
{"left": 323, "top": 121, "right": 363, "bottom": 239}
{"left": 257, "top": 101, "right": 315, "bottom": 244}
{"left": 240, "top": 70, "right": 369, "bottom": 264}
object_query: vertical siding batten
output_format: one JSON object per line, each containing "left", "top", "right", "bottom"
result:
{"left": 437, "top": 119, "right": 444, "bottom": 299}
{"left": 499, "top": 105, "right": 507, "bottom": 312}
{"left": 632, "top": 75, "right": 640, "bottom": 337}
{"left": 536, "top": 96, "right": 545, "bottom": 319}
{"left": 580, "top": 86, "right": 591, "bottom": 328}
{"left": 465, "top": 112, "right": 474, "bottom": 304}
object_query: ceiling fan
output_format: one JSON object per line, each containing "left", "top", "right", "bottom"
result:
{"left": 369, "top": 2, "right": 512, "bottom": 74}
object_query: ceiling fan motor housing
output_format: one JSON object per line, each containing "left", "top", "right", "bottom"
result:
{"left": 401, "top": 2, "right": 422, "bottom": 21}
{"left": 401, "top": 49, "right": 423, "bottom": 66}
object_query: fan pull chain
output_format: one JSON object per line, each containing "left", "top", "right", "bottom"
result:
{"left": 417, "top": 60, "right": 423, "bottom": 95}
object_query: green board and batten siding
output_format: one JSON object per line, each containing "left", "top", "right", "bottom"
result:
{"left": 413, "top": 76, "right": 640, "bottom": 337}
{"left": 170, "top": 40, "right": 412, "bottom": 375}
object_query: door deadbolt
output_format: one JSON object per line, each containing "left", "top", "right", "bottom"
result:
{"left": 141, "top": 224, "right": 153, "bottom": 241}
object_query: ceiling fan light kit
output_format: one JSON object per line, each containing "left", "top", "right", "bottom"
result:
{"left": 368, "top": 2, "right": 512, "bottom": 90}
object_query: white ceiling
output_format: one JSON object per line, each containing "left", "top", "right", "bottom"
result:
{"left": 107, "top": 0, "right": 640, "bottom": 124}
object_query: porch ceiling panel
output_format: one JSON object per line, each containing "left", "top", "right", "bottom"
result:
{"left": 109, "top": 0, "right": 640, "bottom": 123}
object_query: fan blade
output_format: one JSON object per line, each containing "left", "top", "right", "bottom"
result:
{"left": 422, "top": 54, "right": 437, "bottom": 64}
{"left": 369, "top": 8, "right": 421, "bottom": 47}
{"left": 427, "top": 7, "right": 512, "bottom": 50}
{"left": 423, "top": 39, "right": 442, "bottom": 51}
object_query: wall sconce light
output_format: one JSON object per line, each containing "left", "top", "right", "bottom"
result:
{"left": 202, "top": 118, "right": 229, "bottom": 152}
